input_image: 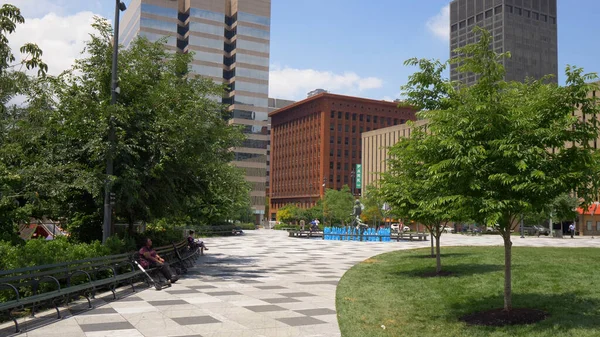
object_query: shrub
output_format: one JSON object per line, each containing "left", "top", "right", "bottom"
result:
{"left": 236, "top": 223, "right": 256, "bottom": 230}
{"left": 273, "top": 223, "right": 299, "bottom": 230}
{"left": 0, "top": 237, "right": 110, "bottom": 270}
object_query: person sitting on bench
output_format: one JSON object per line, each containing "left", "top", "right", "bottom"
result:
{"left": 187, "top": 230, "right": 208, "bottom": 255}
{"left": 139, "top": 238, "right": 179, "bottom": 283}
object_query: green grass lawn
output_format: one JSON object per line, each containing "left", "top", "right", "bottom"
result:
{"left": 336, "top": 246, "right": 600, "bottom": 337}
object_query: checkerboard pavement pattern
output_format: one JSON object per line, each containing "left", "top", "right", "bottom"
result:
{"left": 2, "top": 230, "right": 599, "bottom": 337}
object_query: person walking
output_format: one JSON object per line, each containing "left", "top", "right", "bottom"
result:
{"left": 569, "top": 223, "right": 575, "bottom": 238}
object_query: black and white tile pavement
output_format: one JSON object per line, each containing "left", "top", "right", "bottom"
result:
{"left": 2, "top": 230, "right": 599, "bottom": 337}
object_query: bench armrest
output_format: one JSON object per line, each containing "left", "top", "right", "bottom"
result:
{"left": 67, "top": 270, "right": 93, "bottom": 287}
{"left": 36, "top": 275, "right": 62, "bottom": 293}
{"left": 0, "top": 282, "right": 20, "bottom": 301}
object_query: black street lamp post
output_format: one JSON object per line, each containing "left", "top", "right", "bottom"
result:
{"left": 350, "top": 170, "right": 355, "bottom": 196}
{"left": 103, "top": 0, "right": 127, "bottom": 243}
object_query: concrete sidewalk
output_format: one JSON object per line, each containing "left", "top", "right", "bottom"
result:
{"left": 2, "top": 230, "right": 598, "bottom": 337}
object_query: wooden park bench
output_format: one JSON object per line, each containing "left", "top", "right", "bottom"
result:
{"left": 391, "top": 232, "right": 429, "bottom": 241}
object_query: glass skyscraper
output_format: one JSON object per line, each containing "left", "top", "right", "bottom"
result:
{"left": 120, "top": 0, "right": 272, "bottom": 223}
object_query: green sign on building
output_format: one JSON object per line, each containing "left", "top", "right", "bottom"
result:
{"left": 355, "top": 164, "right": 362, "bottom": 189}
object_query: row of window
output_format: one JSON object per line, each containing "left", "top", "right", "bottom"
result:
{"left": 189, "top": 7, "right": 223, "bottom": 23}
{"left": 234, "top": 152, "right": 266, "bottom": 162}
{"left": 452, "top": 4, "right": 556, "bottom": 32}
{"left": 330, "top": 136, "right": 360, "bottom": 146}
{"left": 330, "top": 110, "right": 403, "bottom": 124}
{"left": 329, "top": 149, "right": 361, "bottom": 158}
{"left": 585, "top": 221, "right": 600, "bottom": 232}
{"left": 141, "top": 4, "right": 177, "bottom": 19}
{"left": 188, "top": 35, "right": 223, "bottom": 50}
{"left": 506, "top": 5, "right": 556, "bottom": 23}
{"left": 237, "top": 39, "right": 270, "bottom": 54}
{"left": 330, "top": 124, "right": 385, "bottom": 133}
{"left": 329, "top": 162, "right": 358, "bottom": 171}
{"left": 234, "top": 95, "right": 268, "bottom": 107}
{"left": 231, "top": 81, "right": 269, "bottom": 94}
{"left": 141, "top": 17, "right": 176, "bottom": 33}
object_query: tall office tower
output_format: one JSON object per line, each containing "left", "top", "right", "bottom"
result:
{"left": 449, "top": 0, "right": 557, "bottom": 85}
{"left": 268, "top": 93, "right": 418, "bottom": 221}
{"left": 120, "top": 0, "right": 272, "bottom": 224}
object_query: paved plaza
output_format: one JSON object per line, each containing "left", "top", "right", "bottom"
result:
{"left": 2, "top": 230, "right": 599, "bottom": 337}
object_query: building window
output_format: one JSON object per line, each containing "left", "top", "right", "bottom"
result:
{"left": 459, "top": 20, "right": 466, "bottom": 29}
{"left": 516, "top": 7, "right": 522, "bottom": 15}
{"left": 330, "top": 149, "right": 334, "bottom": 156}
{"left": 337, "top": 149, "right": 341, "bottom": 157}
{"left": 451, "top": 24, "right": 458, "bottom": 32}
{"left": 338, "top": 124, "right": 342, "bottom": 132}
{"left": 330, "top": 136, "right": 334, "bottom": 143}
{"left": 345, "top": 112, "right": 349, "bottom": 119}
{"left": 352, "top": 138, "right": 356, "bottom": 145}
{"left": 476, "top": 13, "right": 483, "bottom": 22}
{"left": 330, "top": 111, "right": 335, "bottom": 118}
{"left": 597, "top": 221, "right": 600, "bottom": 231}
{"left": 394, "top": 118, "right": 398, "bottom": 125}
{"left": 337, "top": 137, "right": 341, "bottom": 144}
{"left": 494, "top": 5, "right": 502, "bottom": 14}
{"left": 524, "top": 10, "right": 530, "bottom": 18}
{"left": 344, "top": 150, "right": 348, "bottom": 156}
{"left": 330, "top": 123, "right": 334, "bottom": 131}
{"left": 366, "top": 115, "right": 370, "bottom": 123}
{"left": 352, "top": 150, "right": 356, "bottom": 158}
{"left": 329, "top": 162, "right": 334, "bottom": 169}
{"left": 359, "top": 127, "right": 363, "bottom": 133}
{"left": 367, "top": 127, "right": 371, "bottom": 131}
{"left": 345, "top": 125, "right": 350, "bottom": 132}
{"left": 345, "top": 137, "right": 349, "bottom": 145}
{"left": 338, "top": 111, "right": 342, "bottom": 119}
{"left": 467, "top": 17, "right": 474, "bottom": 25}
{"left": 485, "top": 9, "right": 492, "bottom": 18}
{"left": 587, "top": 221, "right": 593, "bottom": 231}
{"left": 352, "top": 126, "right": 356, "bottom": 133}
{"left": 337, "top": 162, "right": 341, "bottom": 170}
{"left": 533, "top": 12, "right": 539, "bottom": 20}
{"left": 541, "top": 14, "right": 547, "bottom": 22}
{"left": 352, "top": 113, "right": 356, "bottom": 121}
{"left": 344, "top": 175, "right": 348, "bottom": 183}
{"left": 344, "top": 163, "right": 349, "bottom": 170}
{"left": 373, "top": 116, "right": 378, "bottom": 123}
{"left": 505, "top": 4, "right": 513, "bottom": 13}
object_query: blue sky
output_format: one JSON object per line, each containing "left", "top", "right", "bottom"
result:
{"left": 3, "top": 0, "right": 599, "bottom": 101}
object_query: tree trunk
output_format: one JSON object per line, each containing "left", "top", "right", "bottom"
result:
{"left": 503, "top": 232, "right": 513, "bottom": 311}
{"left": 430, "top": 229, "right": 434, "bottom": 257}
{"left": 435, "top": 232, "right": 442, "bottom": 274}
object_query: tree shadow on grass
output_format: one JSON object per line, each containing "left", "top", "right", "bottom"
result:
{"left": 395, "top": 263, "right": 503, "bottom": 278}
{"left": 409, "top": 253, "right": 473, "bottom": 259}
{"left": 447, "top": 292, "right": 600, "bottom": 332}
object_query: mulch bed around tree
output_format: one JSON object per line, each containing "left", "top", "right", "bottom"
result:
{"left": 460, "top": 308, "right": 548, "bottom": 326}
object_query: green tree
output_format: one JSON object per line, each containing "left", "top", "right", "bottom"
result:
{"left": 359, "top": 185, "right": 385, "bottom": 226}
{"left": 401, "top": 27, "right": 600, "bottom": 310}
{"left": 1, "top": 16, "right": 248, "bottom": 240}
{"left": 277, "top": 204, "right": 299, "bottom": 224}
{"left": 0, "top": 4, "right": 48, "bottom": 237}
{"left": 381, "top": 121, "right": 467, "bottom": 274}
{"left": 324, "top": 185, "right": 354, "bottom": 225}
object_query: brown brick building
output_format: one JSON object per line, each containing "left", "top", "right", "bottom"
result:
{"left": 268, "top": 93, "right": 417, "bottom": 220}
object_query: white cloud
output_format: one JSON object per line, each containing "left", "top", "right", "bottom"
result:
{"left": 426, "top": 5, "right": 450, "bottom": 41}
{"left": 0, "top": 0, "right": 68, "bottom": 18}
{"left": 269, "top": 65, "right": 384, "bottom": 101}
{"left": 8, "top": 11, "right": 100, "bottom": 76}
